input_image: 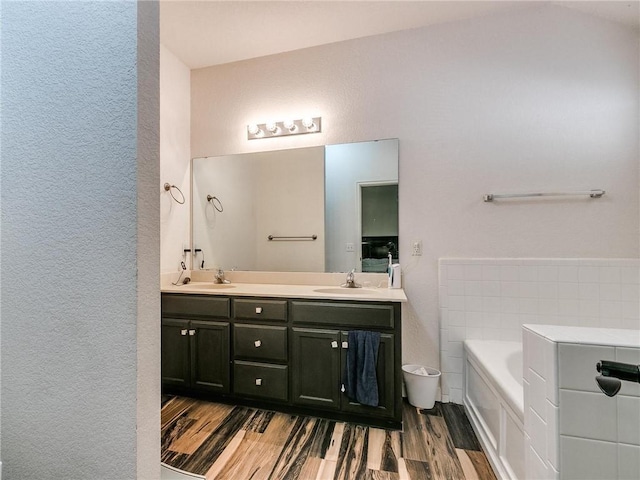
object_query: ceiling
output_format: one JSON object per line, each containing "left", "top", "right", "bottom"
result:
{"left": 160, "top": 1, "right": 640, "bottom": 70}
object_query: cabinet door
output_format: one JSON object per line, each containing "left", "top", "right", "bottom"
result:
{"left": 190, "top": 321, "right": 230, "bottom": 393}
{"left": 292, "top": 328, "right": 341, "bottom": 409}
{"left": 340, "top": 332, "right": 396, "bottom": 418}
{"left": 161, "top": 318, "right": 190, "bottom": 388}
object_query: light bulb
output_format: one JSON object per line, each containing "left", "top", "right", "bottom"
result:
{"left": 266, "top": 121, "right": 278, "bottom": 134}
{"left": 302, "top": 117, "right": 315, "bottom": 130}
{"left": 283, "top": 119, "right": 296, "bottom": 132}
{"left": 248, "top": 124, "right": 261, "bottom": 136}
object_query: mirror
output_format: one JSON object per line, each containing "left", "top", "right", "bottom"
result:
{"left": 192, "top": 138, "right": 398, "bottom": 273}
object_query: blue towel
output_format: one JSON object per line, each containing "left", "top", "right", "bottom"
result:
{"left": 343, "top": 330, "right": 381, "bottom": 407}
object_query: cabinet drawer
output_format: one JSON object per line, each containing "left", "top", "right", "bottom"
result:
{"left": 233, "top": 361, "right": 288, "bottom": 401}
{"left": 234, "top": 324, "right": 287, "bottom": 362}
{"left": 291, "top": 301, "right": 395, "bottom": 329}
{"left": 162, "top": 294, "right": 230, "bottom": 319}
{"left": 234, "top": 298, "right": 287, "bottom": 321}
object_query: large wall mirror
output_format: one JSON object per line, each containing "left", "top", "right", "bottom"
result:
{"left": 192, "top": 138, "right": 398, "bottom": 273}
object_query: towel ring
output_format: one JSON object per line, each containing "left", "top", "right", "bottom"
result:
{"left": 164, "top": 183, "right": 185, "bottom": 204}
{"left": 207, "top": 195, "right": 223, "bottom": 212}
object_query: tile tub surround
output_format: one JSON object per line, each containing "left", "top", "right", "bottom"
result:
{"left": 523, "top": 325, "right": 640, "bottom": 480}
{"left": 439, "top": 258, "right": 640, "bottom": 403}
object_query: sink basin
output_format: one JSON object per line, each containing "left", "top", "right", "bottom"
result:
{"left": 187, "top": 283, "right": 236, "bottom": 290}
{"left": 313, "top": 288, "right": 378, "bottom": 295}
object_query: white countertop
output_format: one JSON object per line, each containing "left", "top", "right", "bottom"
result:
{"left": 523, "top": 324, "right": 640, "bottom": 348}
{"left": 161, "top": 281, "right": 407, "bottom": 302}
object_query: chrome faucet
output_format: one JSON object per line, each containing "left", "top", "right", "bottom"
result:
{"left": 341, "top": 269, "right": 361, "bottom": 288}
{"left": 214, "top": 268, "right": 230, "bottom": 284}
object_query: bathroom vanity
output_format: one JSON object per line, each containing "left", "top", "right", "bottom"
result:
{"left": 161, "top": 283, "right": 406, "bottom": 429}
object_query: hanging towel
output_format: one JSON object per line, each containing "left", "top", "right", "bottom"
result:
{"left": 343, "top": 330, "right": 381, "bottom": 407}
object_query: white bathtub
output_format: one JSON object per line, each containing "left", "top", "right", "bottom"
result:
{"left": 464, "top": 340, "right": 524, "bottom": 480}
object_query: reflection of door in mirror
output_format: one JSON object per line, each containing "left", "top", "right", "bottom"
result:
{"left": 360, "top": 183, "right": 399, "bottom": 273}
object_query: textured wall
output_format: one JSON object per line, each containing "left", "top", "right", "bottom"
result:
{"left": 160, "top": 45, "right": 191, "bottom": 274}
{"left": 190, "top": 4, "right": 639, "bottom": 371}
{"left": 1, "top": 1, "right": 159, "bottom": 478}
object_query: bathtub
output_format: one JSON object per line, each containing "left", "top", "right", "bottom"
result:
{"left": 464, "top": 340, "right": 524, "bottom": 480}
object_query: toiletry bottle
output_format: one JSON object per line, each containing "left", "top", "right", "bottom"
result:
{"left": 387, "top": 253, "right": 393, "bottom": 288}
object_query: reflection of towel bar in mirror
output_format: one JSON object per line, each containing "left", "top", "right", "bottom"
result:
{"left": 206, "top": 194, "right": 224, "bottom": 212}
{"left": 483, "top": 189, "right": 605, "bottom": 202}
{"left": 268, "top": 235, "right": 317, "bottom": 241}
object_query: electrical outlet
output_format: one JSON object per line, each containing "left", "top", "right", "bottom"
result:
{"left": 346, "top": 242, "right": 355, "bottom": 252}
{"left": 411, "top": 240, "right": 422, "bottom": 256}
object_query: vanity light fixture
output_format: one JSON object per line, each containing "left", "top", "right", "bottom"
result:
{"left": 247, "top": 116, "right": 322, "bottom": 140}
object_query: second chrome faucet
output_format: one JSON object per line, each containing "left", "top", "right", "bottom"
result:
{"left": 214, "top": 268, "right": 231, "bottom": 284}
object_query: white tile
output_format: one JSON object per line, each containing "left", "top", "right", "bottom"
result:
{"left": 600, "top": 301, "right": 622, "bottom": 319}
{"left": 439, "top": 287, "right": 448, "bottom": 307}
{"left": 481, "top": 312, "right": 501, "bottom": 328}
{"left": 539, "top": 266, "right": 559, "bottom": 282}
{"left": 464, "top": 280, "right": 482, "bottom": 296}
{"left": 439, "top": 265, "right": 448, "bottom": 285}
{"left": 482, "top": 280, "right": 500, "bottom": 297}
{"left": 579, "top": 266, "right": 600, "bottom": 283}
{"left": 617, "top": 396, "right": 640, "bottom": 446}
{"left": 539, "top": 299, "right": 559, "bottom": 316}
{"left": 465, "top": 265, "right": 483, "bottom": 281}
{"left": 500, "top": 312, "right": 521, "bottom": 329}
{"left": 448, "top": 264, "right": 465, "bottom": 280}
{"left": 449, "top": 373, "right": 462, "bottom": 389}
{"left": 616, "top": 348, "right": 640, "bottom": 397}
{"left": 520, "top": 298, "right": 539, "bottom": 315}
{"left": 545, "top": 339, "right": 559, "bottom": 406}
{"left": 558, "top": 283, "right": 580, "bottom": 299}
{"left": 499, "top": 329, "right": 522, "bottom": 342}
{"left": 527, "top": 331, "right": 547, "bottom": 379}
{"left": 450, "top": 388, "right": 463, "bottom": 404}
{"left": 530, "top": 369, "right": 547, "bottom": 421}
{"left": 449, "top": 326, "right": 466, "bottom": 343}
{"left": 465, "top": 296, "right": 483, "bottom": 312}
{"left": 520, "top": 282, "right": 539, "bottom": 298}
{"left": 466, "top": 328, "right": 483, "bottom": 340}
{"left": 558, "top": 266, "right": 579, "bottom": 283}
{"left": 448, "top": 295, "right": 465, "bottom": 311}
{"left": 501, "top": 265, "right": 520, "bottom": 281}
{"left": 560, "top": 436, "right": 617, "bottom": 480}
{"left": 529, "top": 407, "right": 548, "bottom": 462}
{"left": 620, "top": 318, "right": 640, "bottom": 330}
{"left": 526, "top": 442, "right": 549, "bottom": 480}
{"left": 539, "top": 282, "right": 559, "bottom": 299}
{"left": 465, "top": 311, "right": 483, "bottom": 328}
{"left": 578, "top": 282, "right": 599, "bottom": 300}
{"left": 600, "top": 266, "right": 621, "bottom": 284}
{"left": 442, "top": 356, "right": 464, "bottom": 374}
{"left": 559, "top": 343, "right": 615, "bottom": 393}
{"left": 520, "top": 265, "right": 539, "bottom": 282}
{"left": 621, "top": 284, "right": 640, "bottom": 302}
{"left": 482, "top": 296, "right": 501, "bottom": 314}
{"left": 620, "top": 266, "right": 640, "bottom": 285}
{"left": 558, "top": 299, "right": 580, "bottom": 317}
{"left": 482, "top": 328, "right": 501, "bottom": 340}
{"left": 600, "top": 283, "right": 621, "bottom": 301}
{"left": 449, "top": 310, "right": 465, "bottom": 326}
{"left": 501, "top": 281, "right": 521, "bottom": 298}
{"left": 619, "top": 444, "right": 640, "bottom": 480}
{"left": 622, "top": 301, "right": 640, "bottom": 320}
{"left": 501, "top": 297, "right": 520, "bottom": 314}
{"left": 559, "top": 390, "right": 617, "bottom": 442}
{"left": 579, "top": 300, "right": 600, "bottom": 318}
{"left": 546, "top": 401, "right": 559, "bottom": 470}
{"left": 482, "top": 265, "right": 501, "bottom": 281}
{"left": 449, "top": 341, "right": 463, "bottom": 358}
{"left": 448, "top": 280, "right": 465, "bottom": 296}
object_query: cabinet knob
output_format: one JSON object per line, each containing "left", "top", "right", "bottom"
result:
{"left": 255, "top": 307, "right": 262, "bottom": 314}
{"left": 342, "top": 341, "right": 349, "bottom": 349}
{"left": 254, "top": 340, "right": 262, "bottom": 348}
{"left": 189, "top": 330, "right": 196, "bottom": 336}
{"left": 255, "top": 378, "right": 262, "bottom": 386}
{"left": 331, "top": 341, "right": 338, "bottom": 348}
{"left": 181, "top": 329, "right": 188, "bottom": 336}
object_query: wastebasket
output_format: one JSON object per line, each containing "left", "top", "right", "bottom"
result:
{"left": 402, "top": 364, "right": 441, "bottom": 409}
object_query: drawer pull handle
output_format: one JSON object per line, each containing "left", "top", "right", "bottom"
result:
{"left": 254, "top": 340, "right": 262, "bottom": 348}
{"left": 255, "top": 378, "right": 262, "bottom": 386}
{"left": 181, "top": 329, "right": 188, "bottom": 336}
{"left": 255, "top": 307, "right": 263, "bottom": 314}
{"left": 341, "top": 384, "right": 346, "bottom": 393}
{"left": 342, "top": 341, "right": 349, "bottom": 349}
{"left": 331, "top": 341, "right": 338, "bottom": 348}
{"left": 189, "top": 330, "right": 196, "bottom": 336}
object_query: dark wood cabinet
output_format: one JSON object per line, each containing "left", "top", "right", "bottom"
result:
{"left": 161, "top": 293, "right": 402, "bottom": 429}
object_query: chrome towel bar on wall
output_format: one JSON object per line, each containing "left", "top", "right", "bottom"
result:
{"left": 483, "top": 189, "right": 605, "bottom": 202}
{"left": 268, "top": 235, "right": 317, "bottom": 241}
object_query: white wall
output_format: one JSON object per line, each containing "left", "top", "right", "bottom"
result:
{"left": 160, "top": 45, "right": 191, "bottom": 273}
{"left": 1, "top": 2, "right": 159, "bottom": 478}
{"left": 189, "top": 4, "right": 639, "bottom": 370}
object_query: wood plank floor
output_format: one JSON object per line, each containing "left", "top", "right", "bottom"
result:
{"left": 161, "top": 396, "right": 496, "bottom": 480}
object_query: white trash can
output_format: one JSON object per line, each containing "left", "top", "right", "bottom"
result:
{"left": 402, "top": 364, "right": 441, "bottom": 409}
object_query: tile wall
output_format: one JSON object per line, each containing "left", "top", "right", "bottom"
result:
{"left": 523, "top": 326, "right": 640, "bottom": 480}
{"left": 439, "top": 258, "right": 640, "bottom": 403}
